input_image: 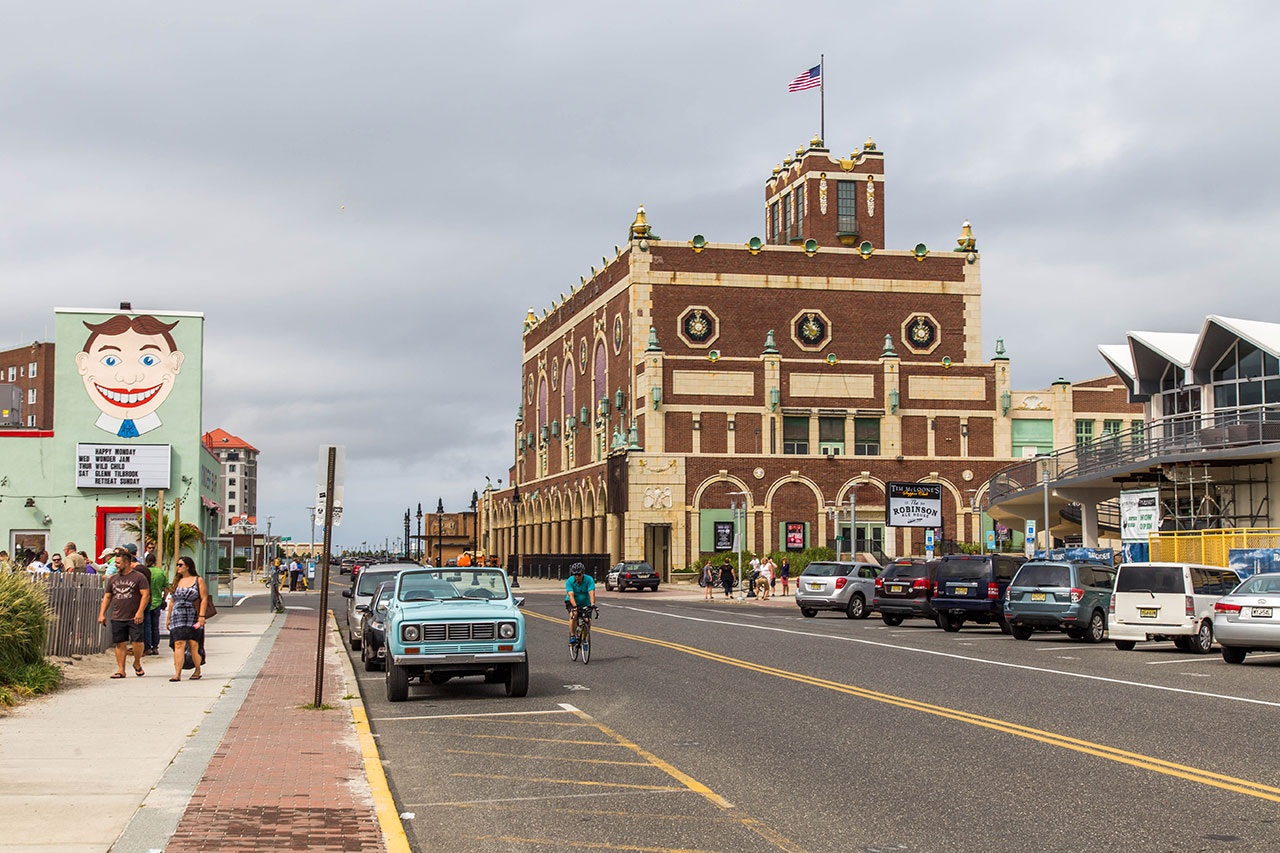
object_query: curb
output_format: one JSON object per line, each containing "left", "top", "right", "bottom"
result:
{"left": 330, "top": 611, "right": 413, "bottom": 853}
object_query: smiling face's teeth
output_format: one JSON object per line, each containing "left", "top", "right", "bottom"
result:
{"left": 95, "top": 384, "right": 162, "bottom": 407}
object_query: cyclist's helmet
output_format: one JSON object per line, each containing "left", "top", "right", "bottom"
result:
{"left": 570, "top": 562, "right": 586, "bottom": 576}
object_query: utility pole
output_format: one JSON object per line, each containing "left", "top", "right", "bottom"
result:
{"left": 437, "top": 497, "right": 445, "bottom": 568}
{"left": 313, "top": 447, "right": 337, "bottom": 707}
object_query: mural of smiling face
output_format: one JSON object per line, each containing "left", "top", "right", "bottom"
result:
{"left": 76, "top": 315, "right": 184, "bottom": 424}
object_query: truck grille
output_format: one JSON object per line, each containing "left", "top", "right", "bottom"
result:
{"left": 418, "top": 622, "right": 496, "bottom": 642}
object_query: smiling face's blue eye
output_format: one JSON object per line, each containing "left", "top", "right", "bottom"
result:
{"left": 140, "top": 354, "right": 158, "bottom": 367}
{"left": 101, "top": 355, "right": 119, "bottom": 367}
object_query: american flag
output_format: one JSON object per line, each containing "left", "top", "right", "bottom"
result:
{"left": 788, "top": 64, "right": 822, "bottom": 92}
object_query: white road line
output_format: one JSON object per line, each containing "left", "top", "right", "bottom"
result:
{"left": 372, "top": 708, "right": 576, "bottom": 722}
{"left": 1145, "top": 657, "right": 1221, "bottom": 666}
{"left": 405, "top": 789, "right": 696, "bottom": 808}
{"left": 601, "top": 603, "right": 1280, "bottom": 709}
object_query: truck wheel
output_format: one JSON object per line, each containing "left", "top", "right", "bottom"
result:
{"left": 386, "top": 662, "right": 408, "bottom": 702}
{"left": 940, "top": 614, "right": 963, "bottom": 633}
{"left": 506, "top": 660, "right": 529, "bottom": 697}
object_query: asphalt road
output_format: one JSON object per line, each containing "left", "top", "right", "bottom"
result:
{"left": 337, "top": 579, "right": 1280, "bottom": 853}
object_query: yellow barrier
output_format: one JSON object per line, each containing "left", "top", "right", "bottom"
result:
{"left": 1147, "top": 529, "right": 1280, "bottom": 567}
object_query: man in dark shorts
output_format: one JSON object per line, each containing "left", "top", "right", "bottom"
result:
{"left": 97, "top": 548, "right": 151, "bottom": 677}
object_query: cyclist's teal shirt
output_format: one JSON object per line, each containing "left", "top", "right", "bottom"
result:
{"left": 565, "top": 574, "right": 595, "bottom": 607}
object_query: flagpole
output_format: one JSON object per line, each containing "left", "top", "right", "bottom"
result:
{"left": 820, "top": 54, "right": 824, "bottom": 143}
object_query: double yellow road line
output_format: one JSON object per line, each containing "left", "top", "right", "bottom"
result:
{"left": 527, "top": 610, "right": 1280, "bottom": 804}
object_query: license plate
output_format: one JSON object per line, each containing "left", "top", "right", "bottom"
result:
{"left": 809, "top": 583, "right": 822, "bottom": 590}
{"left": 1139, "top": 608, "right": 1158, "bottom": 618}
{"left": 1030, "top": 593, "right": 1046, "bottom": 602}
{"left": 1251, "top": 607, "right": 1273, "bottom": 618}
{"left": 954, "top": 587, "right": 969, "bottom": 596}
{"left": 888, "top": 584, "right": 906, "bottom": 593}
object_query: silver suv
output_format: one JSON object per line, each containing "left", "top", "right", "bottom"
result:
{"left": 796, "top": 560, "right": 882, "bottom": 619}
{"left": 342, "top": 564, "right": 412, "bottom": 650}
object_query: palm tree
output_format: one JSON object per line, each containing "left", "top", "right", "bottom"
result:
{"left": 119, "top": 506, "right": 205, "bottom": 574}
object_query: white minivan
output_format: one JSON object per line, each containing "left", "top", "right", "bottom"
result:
{"left": 1109, "top": 562, "right": 1243, "bottom": 653}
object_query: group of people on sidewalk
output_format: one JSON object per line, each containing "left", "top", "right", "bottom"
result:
{"left": 699, "top": 555, "right": 791, "bottom": 601}
{"left": 96, "top": 547, "right": 212, "bottom": 682}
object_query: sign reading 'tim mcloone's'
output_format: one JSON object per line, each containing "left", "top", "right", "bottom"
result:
{"left": 886, "top": 481, "right": 944, "bottom": 528}
{"left": 76, "top": 443, "right": 171, "bottom": 489}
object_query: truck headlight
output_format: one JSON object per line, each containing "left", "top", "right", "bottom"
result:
{"left": 402, "top": 624, "right": 421, "bottom": 642}
{"left": 498, "top": 621, "right": 517, "bottom": 640}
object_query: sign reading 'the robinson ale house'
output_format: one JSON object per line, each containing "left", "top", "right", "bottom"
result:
{"left": 76, "top": 443, "right": 171, "bottom": 489}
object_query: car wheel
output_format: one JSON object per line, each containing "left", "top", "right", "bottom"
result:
{"left": 997, "top": 617, "right": 1013, "bottom": 635}
{"left": 604, "top": 580, "right": 613, "bottom": 591}
{"left": 1221, "top": 646, "right": 1247, "bottom": 664}
{"left": 1114, "top": 640, "right": 1136, "bottom": 651}
{"left": 506, "top": 660, "right": 529, "bottom": 697}
{"left": 1011, "top": 625, "right": 1034, "bottom": 640}
{"left": 385, "top": 662, "right": 408, "bottom": 702}
{"left": 881, "top": 614, "right": 904, "bottom": 626}
{"left": 349, "top": 631, "right": 361, "bottom": 651}
{"left": 845, "top": 594, "right": 867, "bottom": 620}
{"left": 1190, "top": 620, "right": 1213, "bottom": 654}
{"left": 940, "top": 614, "right": 963, "bottom": 633}
{"left": 800, "top": 607, "right": 817, "bottom": 618}
{"left": 1173, "top": 636, "right": 1192, "bottom": 652}
{"left": 1086, "top": 610, "right": 1106, "bottom": 644}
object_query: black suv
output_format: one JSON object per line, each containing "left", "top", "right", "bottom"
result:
{"left": 873, "top": 558, "right": 937, "bottom": 625}
{"left": 931, "top": 554, "right": 1024, "bottom": 632}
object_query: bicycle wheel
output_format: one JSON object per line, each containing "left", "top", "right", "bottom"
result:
{"left": 580, "top": 623, "right": 591, "bottom": 664}
{"left": 569, "top": 631, "right": 579, "bottom": 661}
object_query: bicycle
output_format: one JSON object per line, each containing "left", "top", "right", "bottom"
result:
{"left": 569, "top": 605, "right": 597, "bottom": 664}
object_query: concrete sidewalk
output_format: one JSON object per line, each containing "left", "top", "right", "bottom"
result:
{"left": 0, "top": 589, "right": 278, "bottom": 852}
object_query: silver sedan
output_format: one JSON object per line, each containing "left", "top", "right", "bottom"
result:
{"left": 1212, "top": 573, "right": 1280, "bottom": 663}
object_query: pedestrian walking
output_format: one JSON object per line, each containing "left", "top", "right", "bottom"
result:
{"left": 700, "top": 562, "right": 715, "bottom": 601}
{"left": 167, "top": 556, "right": 208, "bottom": 681}
{"left": 719, "top": 559, "right": 735, "bottom": 600}
{"left": 63, "top": 542, "right": 86, "bottom": 572}
{"left": 757, "top": 559, "right": 772, "bottom": 601}
{"left": 97, "top": 548, "right": 150, "bottom": 678}
{"left": 780, "top": 557, "right": 791, "bottom": 596}
{"left": 143, "top": 552, "right": 167, "bottom": 655}
{"left": 288, "top": 558, "right": 300, "bottom": 591}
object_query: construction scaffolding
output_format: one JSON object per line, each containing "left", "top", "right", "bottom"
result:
{"left": 1159, "top": 462, "right": 1270, "bottom": 531}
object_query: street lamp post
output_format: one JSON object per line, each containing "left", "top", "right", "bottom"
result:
{"left": 307, "top": 506, "right": 316, "bottom": 565}
{"left": 437, "top": 497, "right": 445, "bottom": 568}
{"left": 510, "top": 481, "right": 521, "bottom": 587}
{"left": 415, "top": 503, "right": 423, "bottom": 562}
{"left": 825, "top": 498, "right": 856, "bottom": 562}
{"left": 470, "top": 490, "right": 478, "bottom": 559}
{"left": 728, "top": 491, "right": 751, "bottom": 600}
{"left": 404, "top": 509, "right": 411, "bottom": 560}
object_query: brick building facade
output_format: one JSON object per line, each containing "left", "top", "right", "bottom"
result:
{"left": 479, "top": 137, "right": 1140, "bottom": 574}
{"left": 0, "top": 341, "right": 55, "bottom": 430}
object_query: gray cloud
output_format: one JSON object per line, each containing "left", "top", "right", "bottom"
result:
{"left": 3, "top": 1, "right": 1278, "bottom": 546}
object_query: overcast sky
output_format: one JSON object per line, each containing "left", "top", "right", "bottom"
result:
{"left": 3, "top": 2, "right": 1278, "bottom": 549}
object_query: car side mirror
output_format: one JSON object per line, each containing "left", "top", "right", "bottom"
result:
{"left": 515, "top": 597, "right": 525, "bottom": 608}
{"left": 356, "top": 604, "right": 368, "bottom": 612}
{"left": 341, "top": 589, "right": 352, "bottom": 598}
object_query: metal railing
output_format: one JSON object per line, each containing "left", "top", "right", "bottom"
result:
{"left": 1147, "top": 528, "right": 1280, "bottom": 567}
{"left": 986, "top": 405, "right": 1280, "bottom": 509}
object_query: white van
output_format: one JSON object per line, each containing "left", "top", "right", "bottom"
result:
{"left": 1109, "top": 562, "right": 1243, "bottom": 653}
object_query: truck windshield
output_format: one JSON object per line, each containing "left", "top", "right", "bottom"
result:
{"left": 399, "top": 569, "right": 510, "bottom": 601}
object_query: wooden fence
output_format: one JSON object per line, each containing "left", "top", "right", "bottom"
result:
{"left": 36, "top": 573, "right": 112, "bottom": 657}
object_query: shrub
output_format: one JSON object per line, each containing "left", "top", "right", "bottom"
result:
{"left": 689, "top": 546, "right": 838, "bottom": 578}
{"left": 0, "top": 572, "right": 50, "bottom": 683}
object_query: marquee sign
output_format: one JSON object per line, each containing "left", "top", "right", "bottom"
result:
{"left": 76, "top": 443, "right": 171, "bottom": 489}
{"left": 887, "top": 482, "right": 943, "bottom": 528}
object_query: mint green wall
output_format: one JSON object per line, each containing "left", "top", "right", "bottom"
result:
{"left": 0, "top": 308, "right": 209, "bottom": 564}
{"left": 698, "top": 509, "right": 734, "bottom": 553}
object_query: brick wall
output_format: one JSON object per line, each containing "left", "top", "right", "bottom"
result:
{"left": 665, "top": 411, "right": 692, "bottom": 453}
{"left": 0, "top": 342, "right": 55, "bottom": 429}
{"left": 735, "top": 412, "right": 762, "bottom": 454}
{"left": 700, "top": 412, "right": 727, "bottom": 454}
{"left": 901, "top": 415, "right": 928, "bottom": 456}
{"left": 967, "top": 416, "right": 994, "bottom": 457}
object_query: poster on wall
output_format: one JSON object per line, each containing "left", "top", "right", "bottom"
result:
{"left": 887, "top": 482, "right": 943, "bottom": 528}
{"left": 785, "top": 522, "right": 805, "bottom": 551}
{"left": 713, "top": 521, "right": 734, "bottom": 551}
{"left": 1120, "top": 488, "right": 1160, "bottom": 541}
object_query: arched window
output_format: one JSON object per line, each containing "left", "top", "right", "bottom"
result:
{"left": 563, "top": 359, "right": 575, "bottom": 420}
{"left": 593, "top": 341, "right": 608, "bottom": 413}
{"left": 537, "top": 377, "right": 548, "bottom": 430}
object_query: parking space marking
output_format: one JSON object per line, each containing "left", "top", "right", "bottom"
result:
{"left": 371, "top": 708, "right": 577, "bottom": 722}
{"left": 1145, "top": 657, "right": 1221, "bottom": 665}
{"left": 445, "top": 748, "right": 654, "bottom": 767}
{"left": 527, "top": 610, "right": 1280, "bottom": 805}
{"left": 460, "top": 835, "right": 717, "bottom": 852}
{"left": 444, "top": 802, "right": 747, "bottom": 823}
{"left": 407, "top": 789, "right": 698, "bottom": 808}
{"left": 425, "top": 732, "right": 631, "bottom": 746}
{"left": 451, "top": 773, "right": 688, "bottom": 791}
{"left": 591, "top": 604, "right": 1280, "bottom": 709}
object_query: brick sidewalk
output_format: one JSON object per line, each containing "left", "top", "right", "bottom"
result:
{"left": 166, "top": 609, "right": 383, "bottom": 852}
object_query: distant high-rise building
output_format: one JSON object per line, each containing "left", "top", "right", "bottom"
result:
{"left": 201, "top": 428, "right": 260, "bottom": 531}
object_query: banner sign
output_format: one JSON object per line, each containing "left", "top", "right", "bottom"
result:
{"left": 76, "top": 443, "right": 171, "bottom": 489}
{"left": 887, "top": 482, "right": 943, "bottom": 528}
{"left": 1228, "top": 548, "right": 1280, "bottom": 578}
{"left": 1120, "top": 488, "right": 1160, "bottom": 541}
{"left": 785, "top": 522, "right": 805, "bottom": 551}
{"left": 713, "top": 521, "right": 734, "bottom": 551}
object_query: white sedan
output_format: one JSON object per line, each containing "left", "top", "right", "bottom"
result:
{"left": 1213, "top": 572, "right": 1280, "bottom": 663}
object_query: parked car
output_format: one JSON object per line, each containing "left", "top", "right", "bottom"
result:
{"left": 383, "top": 566, "right": 528, "bottom": 701}
{"left": 1109, "top": 562, "right": 1243, "bottom": 653}
{"left": 342, "top": 563, "right": 414, "bottom": 650}
{"left": 795, "top": 561, "right": 882, "bottom": 619}
{"left": 605, "top": 561, "right": 660, "bottom": 592}
{"left": 931, "top": 554, "right": 1024, "bottom": 632}
{"left": 873, "top": 558, "right": 937, "bottom": 625}
{"left": 359, "top": 582, "right": 396, "bottom": 671}
{"left": 1213, "top": 572, "right": 1280, "bottom": 663}
{"left": 1003, "top": 560, "right": 1116, "bottom": 642}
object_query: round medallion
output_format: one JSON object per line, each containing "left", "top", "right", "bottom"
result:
{"left": 902, "top": 314, "right": 940, "bottom": 353}
{"left": 526, "top": 374, "right": 535, "bottom": 404}
{"left": 789, "top": 308, "right": 832, "bottom": 351}
{"left": 962, "top": 469, "right": 974, "bottom": 482}
{"left": 798, "top": 313, "right": 825, "bottom": 343}
{"left": 579, "top": 338, "right": 588, "bottom": 373}
{"left": 612, "top": 315, "right": 624, "bottom": 354}
{"left": 753, "top": 467, "right": 765, "bottom": 480}
{"left": 685, "top": 310, "right": 712, "bottom": 342}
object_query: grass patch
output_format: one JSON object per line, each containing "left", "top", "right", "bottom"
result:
{"left": 0, "top": 574, "right": 61, "bottom": 704}
{"left": 298, "top": 702, "right": 336, "bottom": 711}
{"left": 342, "top": 693, "right": 355, "bottom": 700}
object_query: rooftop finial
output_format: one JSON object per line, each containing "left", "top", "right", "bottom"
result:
{"left": 994, "top": 337, "right": 1007, "bottom": 360}
{"left": 645, "top": 326, "right": 662, "bottom": 353}
{"left": 956, "top": 220, "right": 977, "bottom": 252}
{"left": 864, "top": 136, "right": 877, "bottom": 151}
{"left": 881, "top": 333, "right": 898, "bottom": 358}
{"left": 763, "top": 329, "right": 779, "bottom": 355}
{"left": 630, "top": 205, "right": 651, "bottom": 240}
{"left": 524, "top": 306, "right": 537, "bottom": 329}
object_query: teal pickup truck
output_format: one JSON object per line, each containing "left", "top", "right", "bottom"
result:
{"left": 383, "top": 567, "right": 528, "bottom": 701}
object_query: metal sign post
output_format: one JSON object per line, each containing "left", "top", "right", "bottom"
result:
{"left": 314, "top": 445, "right": 342, "bottom": 707}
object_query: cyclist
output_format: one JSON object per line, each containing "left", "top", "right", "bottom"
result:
{"left": 564, "top": 562, "right": 596, "bottom": 643}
